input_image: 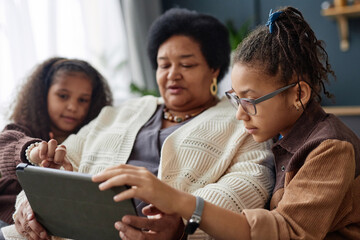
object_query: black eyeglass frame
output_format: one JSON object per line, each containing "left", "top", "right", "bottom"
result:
{"left": 225, "top": 83, "right": 297, "bottom": 115}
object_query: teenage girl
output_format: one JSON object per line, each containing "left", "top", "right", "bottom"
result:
{"left": 93, "top": 7, "right": 360, "bottom": 239}
{"left": 0, "top": 57, "right": 113, "bottom": 225}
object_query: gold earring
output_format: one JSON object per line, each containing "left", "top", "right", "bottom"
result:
{"left": 210, "top": 78, "right": 218, "bottom": 96}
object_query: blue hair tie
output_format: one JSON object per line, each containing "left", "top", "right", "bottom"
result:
{"left": 266, "top": 9, "right": 283, "bottom": 33}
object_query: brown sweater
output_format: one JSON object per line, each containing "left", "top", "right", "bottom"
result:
{"left": 0, "top": 124, "right": 43, "bottom": 224}
{"left": 243, "top": 101, "right": 360, "bottom": 239}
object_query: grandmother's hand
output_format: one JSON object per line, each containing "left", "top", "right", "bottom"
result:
{"left": 29, "top": 139, "right": 73, "bottom": 171}
{"left": 114, "top": 205, "right": 185, "bottom": 240}
{"left": 14, "top": 200, "right": 49, "bottom": 240}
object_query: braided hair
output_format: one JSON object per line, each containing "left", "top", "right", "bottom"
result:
{"left": 233, "top": 6, "right": 335, "bottom": 102}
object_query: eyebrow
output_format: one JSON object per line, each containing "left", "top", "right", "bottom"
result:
{"left": 157, "top": 54, "right": 195, "bottom": 60}
{"left": 231, "top": 87, "right": 257, "bottom": 96}
{"left": 56, "top": 88, "right": 92, "bottom": 96}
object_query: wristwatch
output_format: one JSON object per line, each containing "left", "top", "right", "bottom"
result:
{"left": 184, "top": 196, "right": 205, "bottom": 234}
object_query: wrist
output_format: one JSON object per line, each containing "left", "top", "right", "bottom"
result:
{"left": 25, "top": 142, "right": 41, "bottom": 165}
{"left": 173, "top": 190, "right": 196, "bottom": 220}
{"left": 184, "top": 196, "right": 204, "bottom": 235}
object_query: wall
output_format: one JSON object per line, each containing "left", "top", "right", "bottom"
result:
{"left": 162, "top": 0, "right": 360, "bottom": 106}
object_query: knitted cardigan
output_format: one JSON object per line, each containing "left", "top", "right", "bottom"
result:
{"left": 4, "top": 96, "right": 275, "bottom": 240}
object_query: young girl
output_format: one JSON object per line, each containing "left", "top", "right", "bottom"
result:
{"left": 93, "top": 7, "right": 360, "bottom": 239}
{"left": 0, "top": 57, "right": 113, "bottom": 225}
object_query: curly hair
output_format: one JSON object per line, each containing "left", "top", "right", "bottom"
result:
{"left": 147, "top": 8, "right": 231, "bottom": 82}
{"left": 10, "top": 57, "right": 113, "bottom": 140}
{"left": 233, "top": 6, "right": 335, "bottom": 102}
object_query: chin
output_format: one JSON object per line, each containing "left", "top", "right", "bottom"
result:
{"left": 251, "top": 134, "right": 270, "bottom": 143}
{"left": 58, "top": 126, "right": 77, "bottom": 133}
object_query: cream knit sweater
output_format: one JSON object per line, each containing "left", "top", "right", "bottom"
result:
{"left": 3, "top": 96, "right": 275, "bottom": 240}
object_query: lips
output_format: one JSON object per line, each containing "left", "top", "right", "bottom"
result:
{"left": 245, "top": 126, "right": 257, "bottom": 134}
{"left": 167, "top": 85, "right": 184, "bottom": 94}
{"left": 61, "top": 116, "right": 78, "bottom": 124}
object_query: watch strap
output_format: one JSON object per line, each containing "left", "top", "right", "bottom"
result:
{"left": 184, "top": 196, "right": 204, "bottom": 234}
{"left": 193, "top": 196, "right": 204, "bottom": 218}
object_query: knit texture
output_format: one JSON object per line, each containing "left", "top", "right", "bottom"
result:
{"left": 6, "top": 96, "right": 275, "bottom": 240}
{"left": 0, "top": 124, "right": 43, "bottom": 224}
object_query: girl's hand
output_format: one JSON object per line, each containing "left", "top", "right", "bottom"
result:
{"left": 92, "top": 164, "right": 181, "bottom": 215}
{"left": 29, "top": 139, "right": 73, "bottom": 171}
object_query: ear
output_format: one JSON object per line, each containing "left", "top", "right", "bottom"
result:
{"left": 211, "top": 68, "right": 220, "bottom": 79}
{"left": 294, "top": 81, "right": 311, "bottom": 107}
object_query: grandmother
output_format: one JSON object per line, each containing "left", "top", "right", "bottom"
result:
{"left": 2, "top": 8, "right": 275, "bottom": 240}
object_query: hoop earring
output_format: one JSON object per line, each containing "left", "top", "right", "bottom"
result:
{"left": 210, "top": 78, "right": 218, "bottom": 96}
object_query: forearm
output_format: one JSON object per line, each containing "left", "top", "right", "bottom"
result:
{"left": 0, "top": 130, "right": 41, "bottom": 176}
{"left": 175, "top": 190, "right": 251, "bottom": 240}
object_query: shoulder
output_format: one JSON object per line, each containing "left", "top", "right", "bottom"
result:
{"left": 201, "top": 97, "right": 243, "bottom": 127}
{"left": 84, "top": 96, "right": 160, "bottom": 128}
{"left": 204, "top": 97, "right": 237, "bottom": 117}
{"left": 179, "top": 97, "right": 247, "bottom": 139}
{"left": 311, "top": 114, "right": 358, "bottom": 141}
{"left": 1, "top": 123, "right": 33, "bottom": 137}
{"left": 307, "top": 115, "right": 360, "bottom": 161}
{"left": 97, "top": 96, "right": 160, "bottom": 116}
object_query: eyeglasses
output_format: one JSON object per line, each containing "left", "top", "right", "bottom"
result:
{"left": 225, "top": 83, "right": 297, "bottom": 115}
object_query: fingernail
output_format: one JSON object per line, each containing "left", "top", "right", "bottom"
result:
{"left": 122, "top": 216, "right": 130, "bottom": 224}
{"left": 115, "top": 222, "right": 120, "bottom": 229}
{"left": 120, "top": 231, "right": 125, "bottom": 238}
{"left": 115, "top": 221, "right": 122, "bottom": 230}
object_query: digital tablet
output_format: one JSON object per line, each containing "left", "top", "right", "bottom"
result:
{"left": 16, "top": 163, "right": 137, "bottom": 240}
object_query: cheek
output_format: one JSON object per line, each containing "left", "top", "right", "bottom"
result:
{"left": 190, "top": 77, "right": 211, "bottom": 97}
{"left": 79, "top": 104, "right": 91, "bottom": 118}
{"left": 156, "top": 71, "right": 166, "bottom": 92}
{"left": 47, "top": 98, "right": 59, "bottom": 116}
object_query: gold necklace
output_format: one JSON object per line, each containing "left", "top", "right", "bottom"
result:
{"left": 163, "top": 107, "right": 203, "bottom": 123}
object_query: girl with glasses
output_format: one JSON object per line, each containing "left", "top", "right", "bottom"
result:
{"left": 96, "top": 6, "right": 358, "bottom": 239}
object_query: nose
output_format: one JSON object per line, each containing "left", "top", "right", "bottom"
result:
{"left": 236, "top": 105, "right": 250, "bottom": 121}
{"left": 167, "top": 66, "right": 181, "bottom": 81}
{"left": 66, "top": 99, "right": 78, "bottom": 112}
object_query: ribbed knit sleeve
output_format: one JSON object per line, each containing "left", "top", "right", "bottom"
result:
{"left": 193, "top": 134, "right": 273, "bottom": 211}
{"left": 243, "top": 139, "right": 356, "bottom": 240}
{"left": 0, "top": 124, "right": 42, "bottom": 224}
{"left": 0, "top": 124, "right": 42, "bottom": 177}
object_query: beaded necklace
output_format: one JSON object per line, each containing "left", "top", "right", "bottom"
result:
{"left": 163, "top": 107, "right": 203, "bottom": 123}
